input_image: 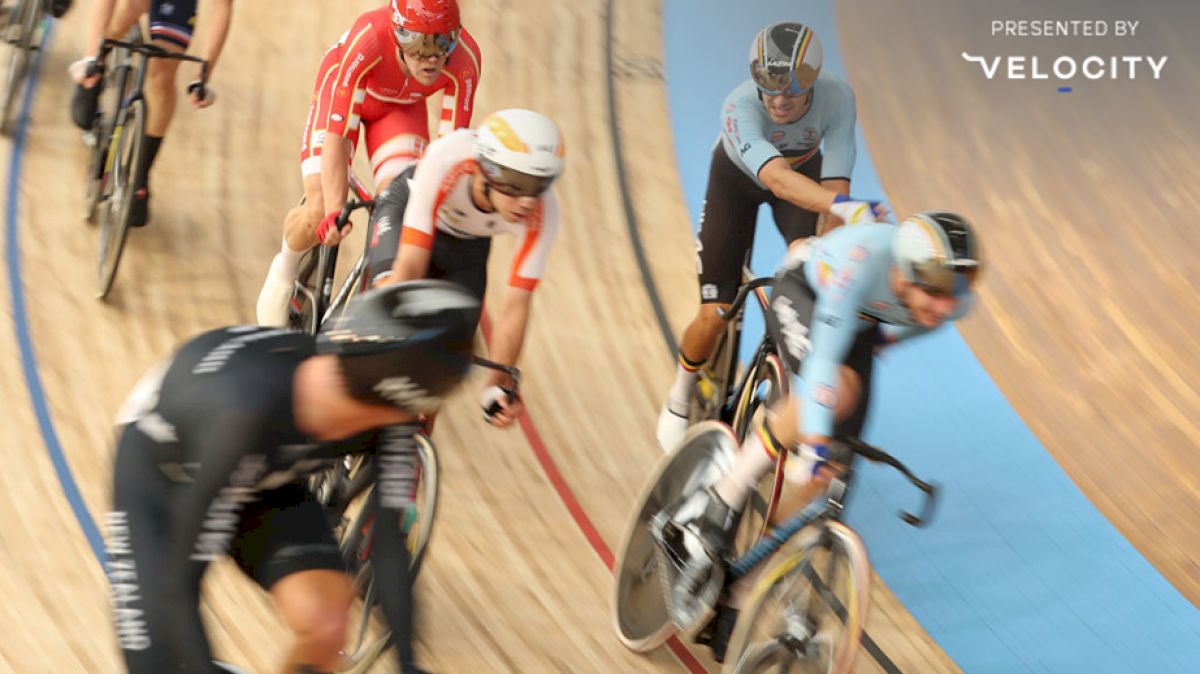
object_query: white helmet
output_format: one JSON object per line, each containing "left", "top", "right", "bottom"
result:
{"left": 893, "top": 211, "right": 982, "bottom": 297}
{"left": 476, "top": 109, "right": 565, "bottom": 197}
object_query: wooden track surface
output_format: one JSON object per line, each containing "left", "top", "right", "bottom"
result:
{"left": 839, "top": 0, "right": 1200, "bottom": 603}
{"left": 0, "top": 1, "right": 995, "bottom": 672}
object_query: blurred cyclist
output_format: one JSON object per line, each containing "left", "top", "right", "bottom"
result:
{"left": 69, "top": 0, "right": 231, "bottom": 226}
{"left": 655, "top": 211, "right": 983, "bottom": 660}
{"left": 363, "top": 107, "right": 565, "bottom": 426}
{"left": 256, "top": 0, "right": 482, "bottom": 327}
{"left": 105, "top": 281, "right": 479, "bottom": 674}
{"left": 657, "top": 21, "right": 883, "bottom": 451}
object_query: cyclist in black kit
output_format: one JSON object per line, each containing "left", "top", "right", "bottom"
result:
{"left": 105, "top": 280, "right": 479, "bottom": 674}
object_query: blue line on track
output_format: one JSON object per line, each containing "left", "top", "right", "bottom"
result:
{"left": 5, "top": 20, "right": 107, "bottom": 563}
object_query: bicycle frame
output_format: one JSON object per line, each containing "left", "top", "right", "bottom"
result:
{"left": 730, "top": 439, "right": 938, "bottom": 580}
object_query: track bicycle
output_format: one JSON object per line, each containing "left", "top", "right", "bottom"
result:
{"left": 83, "top": 35, "right": 209, "bottom": 299}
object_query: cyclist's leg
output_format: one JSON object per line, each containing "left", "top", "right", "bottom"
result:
{"left": 230, "top": 483, "right": 350, "bottom": 674}
{"left": 257, "top": 48, "right": 354, "bottom": 326}
{"left": 107, "top": 426, "right": 186, "bottom": 672}
{"left": 70, "top": 0, "right": 147, "bottom": 128}
{"left": 428, "top": 232, "right": 490, "bottom": 324}
{"left": 364, "top": 103, "right": 429, "bottom": 192}
{"left": 659, "top": 143, "right": 766, "bottom": 447}
{"left": 123, "top": 0, "right": 196, "bottom": 226}
{"left": 363, "top": 165, "right": 418, "bottom": 288}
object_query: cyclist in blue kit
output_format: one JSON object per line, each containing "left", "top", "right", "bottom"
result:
{"left": 654, "top": 211, "right": 983, "bottom": 660}
{"left": 657, "top": 20, "right": 883, "bottom": 450}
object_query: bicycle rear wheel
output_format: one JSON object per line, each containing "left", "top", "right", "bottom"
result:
{"left": 0, "top": 0, "right": 40, "bottom": 134}
{"left": 335, "top": 434, "right": 439, "bottom": 674}
{"left": 612, "top": 421, "right": 740, "bottom": 652}
{"left": 96, "top": 97, "right": 145, "bottom": 299}
{"left": 723, "top": 521, "right": 870, "bottom": 674}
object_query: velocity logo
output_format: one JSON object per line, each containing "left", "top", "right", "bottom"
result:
{"left": 961, "top": 19, "right": 1168, "bottom": 88}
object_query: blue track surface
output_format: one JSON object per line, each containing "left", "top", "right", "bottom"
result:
{"left": 661, "top": 1, "right": 1200, "bottom": 671}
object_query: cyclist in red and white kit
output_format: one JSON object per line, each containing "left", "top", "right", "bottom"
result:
{"left": 363, "top": 108, "right": 565, "bottom": 424}
{"left": 256, "top": 0, "right": 482, "bottom": 327}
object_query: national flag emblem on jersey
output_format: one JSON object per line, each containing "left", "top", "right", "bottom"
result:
{"left": 817, "top": 261, "right": 833, "bottom": 287}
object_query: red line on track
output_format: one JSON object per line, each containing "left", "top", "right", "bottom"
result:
{"left": 479, "top": 312, "right": 709, "bottom": 674}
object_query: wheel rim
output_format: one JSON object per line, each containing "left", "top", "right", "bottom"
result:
{"left": 96, "top": 103, "right": 140, "bottom": 297}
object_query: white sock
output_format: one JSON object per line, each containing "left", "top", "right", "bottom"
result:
{"left": 275, "top": 236, "right": 306, "bottom": 279}
{"left": 714, "top": 427, "right": 777, "bottom": 510}
{"left": 666, "top": 359, "right": 701, "bottom": 415}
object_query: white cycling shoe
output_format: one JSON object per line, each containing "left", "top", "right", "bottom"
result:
{"left": 255, "top": 254, "right": 297, "bottom": 328}
{"left": 656, "top": 404, "right": 690, "bottom": 454}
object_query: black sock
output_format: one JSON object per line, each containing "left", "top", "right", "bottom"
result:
{"left": 136, "top": 135, "right": 163, "bottom": 192}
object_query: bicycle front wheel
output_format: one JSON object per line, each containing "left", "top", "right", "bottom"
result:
{"left": 96, "top": 97, "right": 145, "bottom": 299}
{"left": 335, "top": 434, "right": 440, "bottom": 674}
{"left": 730, "top": 352, "right": 790, "bottom": 555}
{"left": 724, "top": 521, "right": 870, "bottom": 674}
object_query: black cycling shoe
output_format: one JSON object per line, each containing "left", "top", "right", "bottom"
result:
{"left": 128, "top": 187, "right": 149, "bottom": 227}
{"left": 695, "top": 603, "right": 740, "bottom": 663}
{"left": 70, "top": 81, "right": 100, "bottom": 130}
{"left": 46, "top": 0, "right": 71, "bottom": 18}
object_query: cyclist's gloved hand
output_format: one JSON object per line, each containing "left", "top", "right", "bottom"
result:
{"left": 68, "top": 56, "right": 100, "bottom": 87}
{"left": 830, "top": 193, "right": 888, "bottom": 225}
{"left": 187, "top": 80, "right": 215, "bottom": 108}
{"left": 481, "top": 385, "right": 521, "bottom": 428}
{"left": 316, "top": 210, "right": 350, "bottom": 245}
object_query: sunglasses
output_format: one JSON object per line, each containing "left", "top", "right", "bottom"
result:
{"left": 480, "top": 160, "right": 556, "bottom": 198}
{"left": 912, "top": 259, "right": 979, "bottom": 297}
{"left": 395, "top": 27, "right": 459, "bottom": 58}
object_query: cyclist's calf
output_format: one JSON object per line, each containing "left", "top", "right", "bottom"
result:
{"left": 272, "top": 570, "right": 352, "bottom": 673}
{"left": 284, "top": 176, "right": 326, "bottom": 252}
{"left": 680, "top": 302, "right": 733, "bottom": 363}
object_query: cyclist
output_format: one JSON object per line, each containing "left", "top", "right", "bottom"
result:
{"left": 69, "top": 0, "right": 231, "bottom": 226}
{"left": 654, "top": 211, "right": 983, "bottom": 660}
{"left": 656, "top": 21, "right": 883, "bottom": 451}
{"left": 105, "top": 281, "right": 479, "bottom": 674}
{"left": 255, "top": 0, "right": 482, "bottom": 328}
{"left": 361, "top": 107, "right": 565, "bottom": 425}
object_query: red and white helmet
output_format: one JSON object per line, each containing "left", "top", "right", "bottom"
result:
{"left": 389, "top": 0, "right": 461, "bottom": 56}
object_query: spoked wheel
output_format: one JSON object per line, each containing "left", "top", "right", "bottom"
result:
{"left": 724, "top": 521, "right": 870, "bottom": 674}
{"left": 95, "top": 97, "right": 145, "bottom": 299}
{"left": 0, "top": 0, "right": 40, "bottom": 135}
{"left": 334, "top": 434, "right": 440, "bottom": 674}
{"left": 612, "top": 421, "right": 741, "bottom": 652}
{"left": 85, "top": 42, "right": 136, "bottom": 224}
{"left": 730, "top": 353, "right": 790, "bottom": 553}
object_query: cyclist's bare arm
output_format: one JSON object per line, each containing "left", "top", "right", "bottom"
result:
{"left": 320, "top": 136, "right": 353, "bottom": 217}
{"left": 486, "top": 287, "right": 532, "bottom": 387}
{"left": 758, "top": 157, "right": 846, "bottom": 215}
{"left": 195, "top": 0, "right": 233, "bottom": 77}
{"left": 388, "top": 233, "right": 433, "bottom": 283}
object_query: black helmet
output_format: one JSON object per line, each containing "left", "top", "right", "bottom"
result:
{"left": 317, "top": 281, "right": 478, "bottom": 412}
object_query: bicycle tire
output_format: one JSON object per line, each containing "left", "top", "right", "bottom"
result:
{"left": 334, "top": 433, "right": 440, "bottom": 674}
{"left": 85, "top": 42, "right": 136, "bottom": 223}
{"left": 0, "top": 0, "right": 39, "bottom": 135}
{"left": 723, "top": 520, "right": 870, "bottom": 674}
{"left": 96, "top": 96, "right": 145, "bottom": 299}
{"left": 612, "top": 421, "right": 741, "bottom": 652}
{"left": 730, "top": 352, "right": 790, "bottom": 554}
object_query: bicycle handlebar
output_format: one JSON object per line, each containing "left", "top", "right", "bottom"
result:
{"left": 717, "top": 276, "right": 775, "bottom": 320}
{"left": 843, "top": 437, "right": 939, "bottom": 527}
{"left": 471, "top": 356, "right": 522, "bottom": 418}
{"left": 91, "top": 39, "right": 210, "bottom": 95}
{"left": 336, "top": 199, "right": 375, "bottom": 228}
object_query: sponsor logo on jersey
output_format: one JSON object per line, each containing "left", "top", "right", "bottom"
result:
{"left": 770, "top": 130, "right": 786, "bottom": 143}
{"left": 850, "top": 245, "right": 869, "bottom": 262}
{"left": 701, "top": 284, "right": 719, "bottom": 301}
{"left": 813, "top": 384, "right": 837, "bottom": 409}
{"left": 772, "top": 295, "right": 812, "bottom": 362}
{"left": 341, "top": 53, "right": 366, "bottom": 88}
{"left": 802, "top": 127, "right": 818, "bottom": 143}
{"left": 374, "top": 376, "right": 443, "bottom": 411}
